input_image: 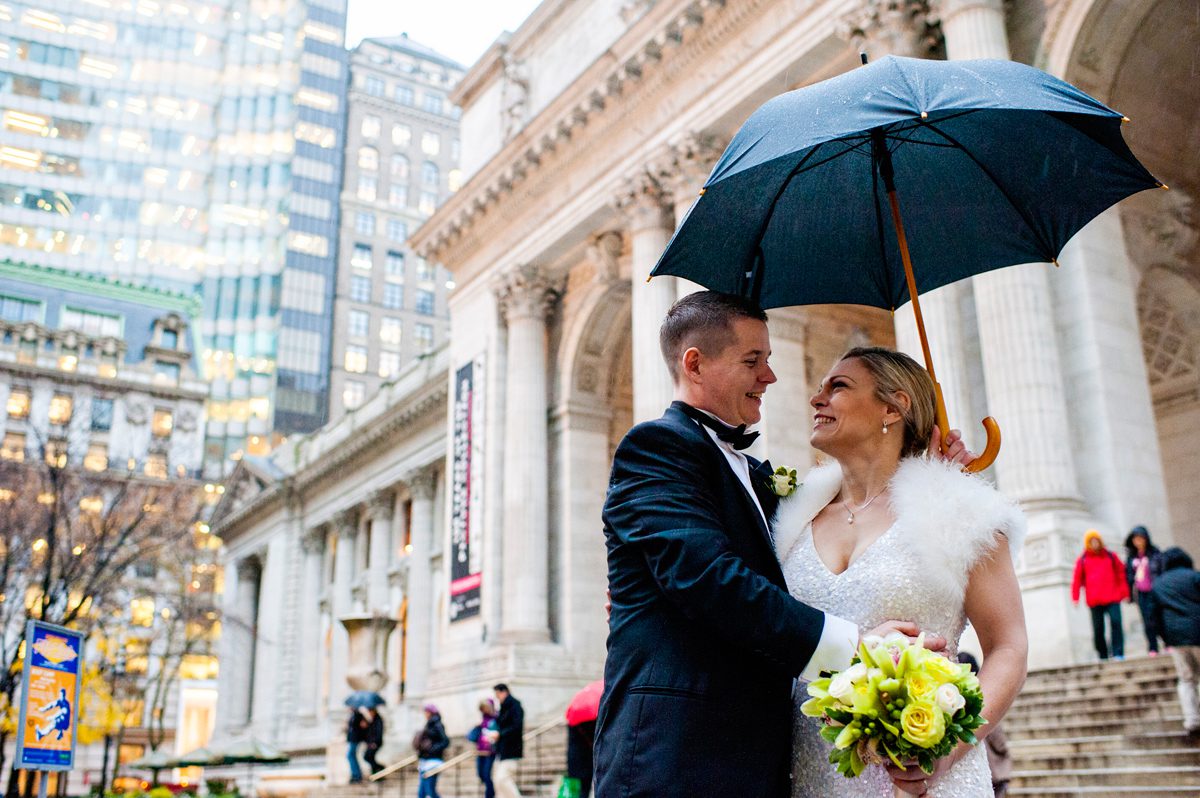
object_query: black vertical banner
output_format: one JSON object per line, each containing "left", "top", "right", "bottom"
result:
{"left": 449, "top": 359, "right": 482, "bottom": 621}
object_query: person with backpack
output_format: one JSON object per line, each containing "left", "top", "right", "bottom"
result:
{"left": 1125, "top": 525, "right": 1166, "bottom": 655}
{"left": 1150, "top": 547, "right": 1200, "bottom": 739}
{"left": 1072, "top": 529, "right": 1131, "bottom": 660}
{"left": 412, "top": 703, "right": 450, "bottom": 798}
{"left": 467, "top": 698, "right": 499, "bottom": 798}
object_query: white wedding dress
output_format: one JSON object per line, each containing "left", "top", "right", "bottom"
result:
{"left": 772, "top": 458, "right": 1026, "bottom": 798}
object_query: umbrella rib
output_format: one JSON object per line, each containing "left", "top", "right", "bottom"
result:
{"left": 920, "top": 120, "right": 1057, "bottom": 262}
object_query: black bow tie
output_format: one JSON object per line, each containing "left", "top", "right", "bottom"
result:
{"left": 676, "top": 402, "right": 760, "bottom": 451}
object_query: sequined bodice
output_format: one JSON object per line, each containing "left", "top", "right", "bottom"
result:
{"left": 783, "top": 522, "right": 993, "bottom": 797}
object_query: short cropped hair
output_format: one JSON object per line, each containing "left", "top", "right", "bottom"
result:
{"left": 840, "top": 346, "right": 937, "bottom": 458}
{"left": 493, "top": 683, "right": 510, "bottom": 694}
{"left": 659, "top": 291, "right": 769, "bottom": 382}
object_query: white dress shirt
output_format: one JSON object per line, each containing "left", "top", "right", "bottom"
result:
{"left": 689, "top": 410, "right": 859, "bottom": 680}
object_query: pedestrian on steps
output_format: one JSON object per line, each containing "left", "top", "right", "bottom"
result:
{"left": 1072, "top": 529, "right": 1130, "bottom": 661}
{"left": 413, "top": 703, "right": 450, "bottom": 798}
{"left": 346, "top": 707, "right": 367, "bottom": 784}
{"left": 1150, "top": 547, "right": 1200, "bottom": 740}
{"left": 468, "top": 698, "right": 499, "bottom": 798}
{"left": 487, "top": 684, "right": 524, "bottom": 798}
{"left": 1125, "top": 525, "right": 1166, "bottom": 655}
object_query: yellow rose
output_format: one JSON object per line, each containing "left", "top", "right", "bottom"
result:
{"left": 905, "top": 671, "right": 937, "bottom": 701}
{"left": 900, "top": 700, "right": 946, "bottom": 749}
{"left": 923, "top": 655, "right": 964, "bottom": 685}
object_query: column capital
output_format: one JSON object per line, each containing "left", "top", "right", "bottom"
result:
{"left": 301, "top": 527, "right": 326, "bottom": 555}
{"left": 837, "top": 0, "right": 941, "bottom": 58}
{"left": 405, "top": 467, "right": 437, "bottom": 501}
{"left": 587, "top": 230, "right": 625, "bottom": 284}
{"left": 614, "top": 172, "right": 674, "bottom": 233}
{"left": 649, "top": 131, "right": 726, "bottom": 204}
{"left": 366, "top": 489, "right": 395, "bottom": 520}
{"left": 235, "top": 555, "right": 262, "bottom": 580}
{"left": 493, "top": 263, "right": 563, "bottom": 322}
{"left": 333, "top": 508, "right": 359, "bottom": 538}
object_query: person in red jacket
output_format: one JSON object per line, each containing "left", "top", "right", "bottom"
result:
{"left": 1072, "top": 529, "right": 1130, "bottom": 660}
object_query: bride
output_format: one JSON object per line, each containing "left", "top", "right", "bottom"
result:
{"left": 774, "top": 347, "right": 1028, "bottom": 797}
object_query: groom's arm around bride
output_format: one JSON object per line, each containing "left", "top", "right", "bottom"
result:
{"left": 594, "top": 293, "right": 933, "bottom": 798}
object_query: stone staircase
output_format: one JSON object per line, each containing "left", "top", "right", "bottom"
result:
{"left": 1007, "top": 654, "right": 1199, "bottom": 797}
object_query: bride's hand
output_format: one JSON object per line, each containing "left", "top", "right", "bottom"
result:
{"left": 864, "top": 620, "right": 947, "bottom": 655}
{"left": 929, "top": 426, "right": 974, "bottom": 468}
{"left": 886, "top": 745, "right": 966, "bottom": 796}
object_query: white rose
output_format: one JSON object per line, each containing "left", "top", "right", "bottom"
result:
{"left": 935, "top": 683, "right": 966, "bottom": 715}
{"left": 772, "top": 473, "right": 793, "bottom": 495}
{"left": 828, "top": 671, "right": 856, "bottom": 705}
{"left": 844, "top": 662, "right": 869, "bottom": 684}
{"left": 861, "top": 634, "right": 885, "bottom": 650}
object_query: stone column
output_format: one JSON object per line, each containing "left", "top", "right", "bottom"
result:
{"left": 233, "top": 557, "right": 262, "bottom": 726}
{"left": 936, "top": 0, "right": 1009, "bottom": 60}
{"left": 493, "top": 264, "right": 560, "bottom": 643}
{"left": 617, "top": 176, "right": 678, "bottom": 423}
{"left": 653, "top": 132, "right": 725, "bottom": 300}
{"left": 404, "top": 470, "right": 437, "bottom": 700}
{"left": 298, "top": 528, "right": 326, "bottom": 720}
{"left": 332, "top": 509, "right": 359, "bottom": 616}
{"left": 366, "top": 490, "right": 395, "bottom": 613}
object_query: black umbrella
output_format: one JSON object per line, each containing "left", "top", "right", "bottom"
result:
{"left": 344, "top": 690, "right": 386, "bottom": 709}
{"left": 652, "top": 55, "right": 1160, "bottom": 471}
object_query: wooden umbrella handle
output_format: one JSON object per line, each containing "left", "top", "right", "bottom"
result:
{"left": 964, "top": 417, "right": 1001, "bottom": 473}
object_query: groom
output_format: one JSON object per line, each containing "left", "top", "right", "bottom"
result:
{"left": 594, "top": 292, "right": 962, "bottom": 798}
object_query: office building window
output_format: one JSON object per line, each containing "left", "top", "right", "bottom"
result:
{"left": 344, "top": 345, "right": 368, "bottom": 374}
{"left": 7, "top": 388, "right": 31, "bottom": 419}
{"left": 383, "top": 283, "right": 404, "bottom": 309}
{"left": 391, "top": 124, "right": 411, "bottom": 147}
{"left": 386, "top": 218, "right": 407, "bottom": 242}
{"left": 354, "top": 212, "right": 375, "bottom": 236}
{"left": 391, "top": 154, "right": 409, "bottom": 181}
{"left": 415, "top": 323, "right": 434, "bottom": 352}
{"left": 1, "top": 432, "right": 25, "bottom": 461}
{"left": 48, "top": 394, "right": 73, "bottom": 426}
{"left": 358, "top": 146, "right": 378, "bottom": 171}
{"left": 361, "top": 114, "right": 381, "bottom": 139}
{"left": 421, "top": 161, "right": 439, "bottom": 187}
{"left": 350, "top": 275, "right": 372, "bottom": 303}
{"left": 0, "top": 295, "right": 41, "bottom": 322}
{"left": 379, "top": 350, "right": 402, "bottom": 378}
{"left": 348, "top": 310, "right": 370, "bottom": 338}
{"left": 145, "top": 453, "right": 168, "bottom": 479}
{"left": 421, "top": 132, "right": 440, "bottom": 156}
{"left": 161, "top": 329, "right": 178, "bottom": 349}
{"left": 91, "top": 398, "right": 113, "bottom": 430}
{"left": 343, "top": 380, "right": 365, "bottom": 409}
{"left": 415, "top": 290, "right": 435, "bottom": 316}
{"left": 423, "top": 92, "right": 443, "bottom": 115}
{"left": 351, "top": 243, "right": 373, "bottom": 270}
{"left": 62, "top": 308, "right": 121, "bottom": 337}
{"left": 419, "top": 192, "right": 437, "bottom": 216}
{"left": 385, "top": 251, "right": 405, "bottom": 279}
{"left": 395, "top": 85, "right": 414, "bottom": 106}
{"left": 84, "top": 442, "right": 108, "bottom": 472}
{"left": 416, "top": 258, "right": 435, "bottom": 283}
{"left": 380, "top": 317, "right": 402, "bottom": 346}
{"left": 154, "top": 361, "right": 181, "bottom": 386}
{"left": 389, "top": 185, "right": 407, "bottom": 208}
{"left": 356, "top": 175, "right": 377, "bottom": 202}
{"left": 365, "top": 76, "right": 385, "bottom": 96}
{"left": 151, "top": 408, "right": 173, "bottom": 438}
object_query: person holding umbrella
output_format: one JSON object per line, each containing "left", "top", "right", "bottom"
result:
{"left": 345, "top": 707, "right": 367, "bottom": 784}
{"left": 343, "top": 691, "right": 385, "bottom": 783}
{"left": 564, "top": 680, "right": 602, "bottom": 797}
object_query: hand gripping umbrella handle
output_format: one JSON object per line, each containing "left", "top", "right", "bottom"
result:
{"left": 964, "top": 417, "right": 1001, "bottom": 474}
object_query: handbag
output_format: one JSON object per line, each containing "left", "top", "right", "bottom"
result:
{"left": 556, "top": 777, "right": 582, "bottom": 798}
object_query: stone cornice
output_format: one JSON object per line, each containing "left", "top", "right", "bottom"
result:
{"left": 411, "top": 0, "right": 733, "bottom": 264}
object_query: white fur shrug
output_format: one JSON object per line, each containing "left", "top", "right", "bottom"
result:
{"left": 772, "top": 457, "right": 1027, "bottom": 595}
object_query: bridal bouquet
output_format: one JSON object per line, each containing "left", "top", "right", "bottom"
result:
{"left": 801, "top": 634, "right": 985, "bottom": 778}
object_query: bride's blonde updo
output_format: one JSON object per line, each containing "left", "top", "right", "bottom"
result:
{"left": 840, "top": 346, "right": 937, "bottom": 458}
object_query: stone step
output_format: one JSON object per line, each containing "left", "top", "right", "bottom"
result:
{"left": 1007, "top": 686, "right": 1178, "bottom": 715}
{"left": 1014, "top": 747, "right": 1200, "bottom": 770}
{"left": 1017, "top": 671, "right": 1179, "bottom": 697}
{"left": 1009, "top": 788, "right": 1200, "bottom": 797}
{"left": 1010, "top": 765, "right": 1200, "bottom": 789}
{"left": 1009, "top": 730, "right": 1198, "bottom": 754}
{"left": 1023, "top": 656, "right": 1177, "bottom": 685}
{"left": 1006, "top": 707, "right": 1183, "bottom": 734}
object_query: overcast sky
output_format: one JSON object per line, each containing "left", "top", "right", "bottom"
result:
{"left": 345, "top": 0, "right": 545, "bottom": 68}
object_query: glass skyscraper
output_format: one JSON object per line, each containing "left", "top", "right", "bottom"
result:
{"left": 0, "top": 0, "right": 348, "bottom": 476}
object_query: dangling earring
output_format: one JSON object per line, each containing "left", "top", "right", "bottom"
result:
{"left": 882, "top": 423, "right": 889, "bottom": 434}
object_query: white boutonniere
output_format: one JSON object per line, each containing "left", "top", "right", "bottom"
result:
{"left": 767, "top": 466, "right": 799, "bottom": 498}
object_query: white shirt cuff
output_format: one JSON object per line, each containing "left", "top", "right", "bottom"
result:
{"left": 799, "top": 613, "right": 859, "bottom": 682}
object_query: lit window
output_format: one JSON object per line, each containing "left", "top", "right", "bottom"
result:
{"left": 44, "top": 438, "right": 67, "bottom": 467}
{"left": 415, "top": 323, "right": 435, "bottom": 352}
{"left": 179, "top": 654, "right": 218, "bottom": 680}
{"left": 419, "top": 192, "right": 437, "bottom": 215}
{"left": 379, "top": 350, "right": 402, "bottom": 378}
{"left": 151, "top": 408, "right": 173, "bottom": 438}
{"left": 421, "top": 132, "right": 440, "bottom": 156}
{"left": 58, "top": 349, "right": 78, "bottom": 372}
{"left": 145, "top": 453, "right": 168, "bottom": 479}
{"left": 343, "top": 380, "right": 365, "bottom": 409}
{"left": 388, "top": 184, "right": 407, "bottom": 208}
{"left": 390, "top": 154, "right": 409, "bottom": 180}
{"left": 350, "top": 275, "right": 372, "bottom": 303}
{"left": 449, "top": 168, "right": 464, "bottom": 192}
{"left": 360, "top": 115, "right": 381, "bottom": 139}
{"left": 385, "top": 251, "right": 405, "bottom": 279}
{"left": 344, "top": 346, "right": 368, "bottom": 374}
{"left": 348, "top": 310, "right": 370, "bottom": 338}
{"left": 386, "top": 219, "right": 407, "bottom": 243}
{"left": 356, "top": 175, "right": 377, "bottom": 202}
{"left": 130, "top": 597, "right": 156, "bottom": 627}
{"left": 99, "top": 352, "right": 117, "bottom": 378}
{"left": 391, "top": 124, "right": 411, "bottom": 147}
{"left": 154, "top": 361, "right": 181, "bottom": 386}
{"left": 84, "top": 442, "right": 107, "bottom": 472}
{"left": 1, "top": 432, "right": 25, "bottom": 461}
{"left": 415, "top": 290, "right": 435, "bottom": 315}
{"left": 91, "top": 398, "right": 114, "bottom": 431}
{"left": 380, "top": 317, "right": 402, "bottom": 346}
{"left": 48, "top": 394, "right": 73, "bottom": 425}
{"left": 354, "top": 212, "right": 375, "bottom": 236}
{"left": 7, "top": 388, "right": 31, "bottom": 419}
{"left": 358, "top": 146, "right": 378, "bottom": 171}
{"left": 351, "top": 244, "right": 373, "bottom": 270}
{"left": 383, "top": 284, "right": 403, "bottom": 310}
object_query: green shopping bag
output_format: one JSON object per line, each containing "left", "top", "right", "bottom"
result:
{"left": 556, "top": 776, "right": 582, "bottom": 798}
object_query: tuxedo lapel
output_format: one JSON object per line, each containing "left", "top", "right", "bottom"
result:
{"left": 750, "top": 459, "right": 780, "bottom": 531}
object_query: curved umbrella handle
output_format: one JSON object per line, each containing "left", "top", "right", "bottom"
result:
{"left": 964, "top": 417, "right": 1001, "bottom": 473}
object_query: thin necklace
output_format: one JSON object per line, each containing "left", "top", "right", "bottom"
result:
{"left": 842, "top": 488, "right": 885, "bottom": 525}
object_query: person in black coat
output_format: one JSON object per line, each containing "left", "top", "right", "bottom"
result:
{"left": 489, "top": 685, "right": 524, "bottom": 798}
{"left": 1125, "top": 526, "right": 1167, "bottom": 654}
{"left": 1151, "top": 547, "right": 1200, "bottom": 737}
{"left": 594, "top": 292, "right": 958, "bottom": 798}
{"left": 362, "top": 707, "right": 385, "bottom": 776}
{"left": 415, "top": 704, "right": 450, "bottom": 798}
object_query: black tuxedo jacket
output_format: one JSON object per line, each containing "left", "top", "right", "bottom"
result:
{"left": 594, "top": 403, "right": 826, "bottom": 798}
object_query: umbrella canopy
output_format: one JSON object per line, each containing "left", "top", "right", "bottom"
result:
{"left": 174, "top": 745, "right": 226, "bottom": 767}
{"left": 652, "top": 55, "right": 1159, "bottom": 310}
{"left": 565, "top": 679, "right": 603, "bottom": 727}
{"left": 344, "top": 690, "right": 386, "bottom": 709}
{"left": 126, "top": 749, "right": 180, "bottom": 770}
{"left": 218, "top": 737, "right": 289, "bottom": 765}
